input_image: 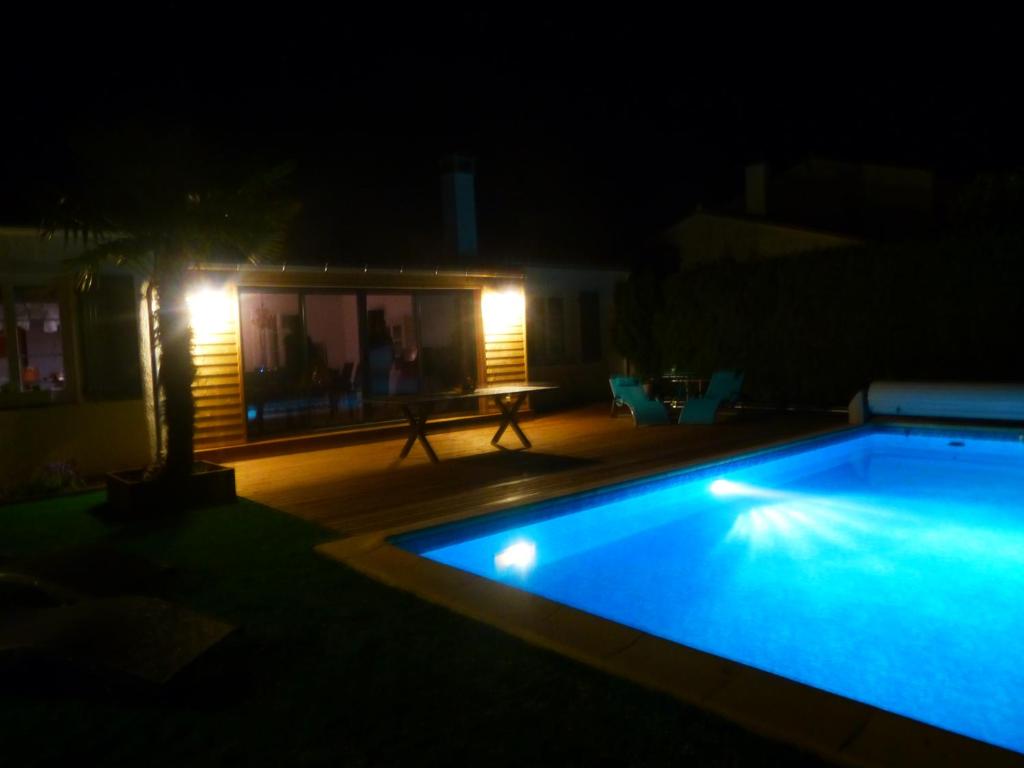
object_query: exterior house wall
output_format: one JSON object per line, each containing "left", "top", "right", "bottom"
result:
{"left": 664, "top": 212, "right": 860, "bottom": 270}
{"left": 523, "top": 266, "right": 628, "bottom": 409}
{"left": 185, "top": 266, "right": 529, "bottom": 448}
{"left": 0, "top": 399, "right": 151, "bottom": 481}
{"left": 0, "top": 231, "right": 537, "bottom": 479}
{"left": 0, "top": 228, "right": 153, "bottom": 489}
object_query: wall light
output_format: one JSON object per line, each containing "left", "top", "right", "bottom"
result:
{"left": 186, "top": 286, "right": 235, "bottom": 343}
{"left": 482, "top": 286, "right": 525, "bottom": 337}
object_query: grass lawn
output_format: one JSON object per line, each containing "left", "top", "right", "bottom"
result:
{"left": 0, "top": 492, "right": 830, "bottom": 767}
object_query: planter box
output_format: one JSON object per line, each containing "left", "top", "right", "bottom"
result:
{"left": 106, "top": 461, "right": 236, "bottom": 515}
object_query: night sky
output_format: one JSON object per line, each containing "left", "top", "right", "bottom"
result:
{"left": 3, "top": 8, "right": 1020, "bottom": 267}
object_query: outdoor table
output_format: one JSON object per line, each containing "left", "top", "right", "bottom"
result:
{"left": 365, "top": 383, "right": 558, "bottom": 463}
{"left": 659, "top": 371, "right": 706, "bottom": 409}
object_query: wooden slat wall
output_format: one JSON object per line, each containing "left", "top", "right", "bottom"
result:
{"left": 192, "top": 285, "right": 246, "bottom": 449}
{"left": 483, "top": 333, "right": 526, "bottom": 384}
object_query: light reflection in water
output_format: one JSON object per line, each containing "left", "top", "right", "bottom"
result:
{"left": 715, "top": 481, "right": 1023, "bottom": 564}
{"left": 495, "top": 540, "right": 537, "bottom": 572}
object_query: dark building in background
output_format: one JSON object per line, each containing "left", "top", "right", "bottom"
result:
{"left": 661, "top": 156, "right": 950, "bottom": 270}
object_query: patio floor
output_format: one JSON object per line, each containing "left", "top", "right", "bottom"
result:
{"left": 227, "top": 404, "right": 847, "bottom": 537}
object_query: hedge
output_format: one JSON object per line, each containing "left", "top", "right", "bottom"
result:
{"left": 615, "top": 235, "right": 1024, "bottom": 408}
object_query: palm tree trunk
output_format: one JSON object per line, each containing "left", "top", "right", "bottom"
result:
{"left": 157, "top": 267, "right": 195, "bottom": 484}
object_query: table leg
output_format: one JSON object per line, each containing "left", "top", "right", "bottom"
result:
{"left": 491, "top": 393, "right": 530, "bottom": 448}
{"left": 400, "top": 404, "right": 439, "bottom": 463}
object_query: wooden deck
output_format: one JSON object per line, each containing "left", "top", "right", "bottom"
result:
{"left": 228, "top": 405, "right": 848, "bottom": 537}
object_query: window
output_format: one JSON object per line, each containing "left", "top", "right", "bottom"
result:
{"left": 0, "top": 294, "right": 9, "bottom": 391}
{"left": 547, "top": 297, "right": 565, "bottom": 362}
{"left": 579, "top": 291, "right": 602, "bottom": 362}
{"left": 1, "top": 284, "right": 73, "bottom": 402}
{"left": 13, "top": 286, "right": 65, "bottom": 393}
{"left": 78, "top": 274, "right": 142, "bottom": 399}
{"left": 527, "top": 296, "right": 566, "bottom": 365}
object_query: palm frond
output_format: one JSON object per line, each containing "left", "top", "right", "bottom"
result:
{"left": 37, "top": 137, "right": 300, "bottom": 483}
{"left": 41, "top": 163, "right": 299, "bottom": 287}
{"left": 72, "top": 236, "right": 158, "bottom": 291}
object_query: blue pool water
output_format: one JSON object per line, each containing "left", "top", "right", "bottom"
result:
{"left": 401, "top": 428, "right": 1024, "bottom": 753}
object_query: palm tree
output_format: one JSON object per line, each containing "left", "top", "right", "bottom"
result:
{"left": 46, "top": 157, "right": 299, "bottom": 486}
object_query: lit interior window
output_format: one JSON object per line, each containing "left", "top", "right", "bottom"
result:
{"left": 14, "top": 288, "right": 64, "bottom": 393}
{"left": 0, "top": 294, "right": 8, "bottom": 389}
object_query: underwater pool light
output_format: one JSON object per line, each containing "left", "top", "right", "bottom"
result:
{"left": 494, "top": 540, "right": 536, "bottom": 570}
{"left": 710, "top": 478, "right": 743, "bottom": 496}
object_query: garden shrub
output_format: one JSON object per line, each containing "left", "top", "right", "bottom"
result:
{"left": 616, "top": 234, "right": 1024, "bottom": 408}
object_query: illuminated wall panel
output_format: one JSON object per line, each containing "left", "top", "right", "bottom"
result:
{"left": 188, "top": 284, "right": 246, "bottom": 448}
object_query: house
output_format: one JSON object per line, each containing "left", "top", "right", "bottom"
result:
{"left": 664, "top": 157, "right": 940, "bottom": 269}
{"left": 524, "top": 264, "right": 626, "bottom": 408}
{"left": 0, "top": 161, "right": 627, "bottom": 489}
{"left": 182, "top": 263, "right": 533, "bottom": 450}
{"left": 0, "top": 227, "right": 153, "bottom": 486}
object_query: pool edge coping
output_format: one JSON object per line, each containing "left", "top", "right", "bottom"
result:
{"left": 315, "top": 422, "right": 1024, "bottom": 768}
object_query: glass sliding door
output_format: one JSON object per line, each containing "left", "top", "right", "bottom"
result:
{"left": 365, "top": 293, "right": 419, "bottom": 396}
{"left": 240, "top": 289, "right": 363, "bottom": 437}
{"left": 238, "top": 286, "right": 479, "bottom": 437}
{"left": 417, "top": 291, "right": 478, "bottom": 413}
{"left": 239, "top": 291, "right": 303, "bottom": 436}
{"left": 303, "top": 293, "right": 362, "bottom": 428}
{"left": 364, "top": 294, "right": 417, "bottom": 421}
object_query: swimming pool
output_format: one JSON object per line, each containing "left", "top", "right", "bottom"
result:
{"left": 398, "top": 426, "right": 1024, "bottom": 755}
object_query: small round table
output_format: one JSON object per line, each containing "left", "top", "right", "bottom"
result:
{"left": 659, "top": 372, "right": 706, "bottom": 410}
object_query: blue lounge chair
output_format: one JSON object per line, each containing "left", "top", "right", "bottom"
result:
{"left": 615, "top": 382, "right": 670, "bottom": 426}
{"left": 608, "top": 375, "right": 640, "bottom": 417}
{"left": 679, "top": 370, "right": 744, "bottom": 425}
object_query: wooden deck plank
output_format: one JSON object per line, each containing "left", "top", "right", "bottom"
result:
{"left": 228, "top": 405, "right": 846, "bottom": 538}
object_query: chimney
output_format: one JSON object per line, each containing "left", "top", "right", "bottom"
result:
{"left": 745, "top": 162, "right": 768, "bottom": 217}
{"left": 441, "top": 154, "right": 478, "bottom": 262}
